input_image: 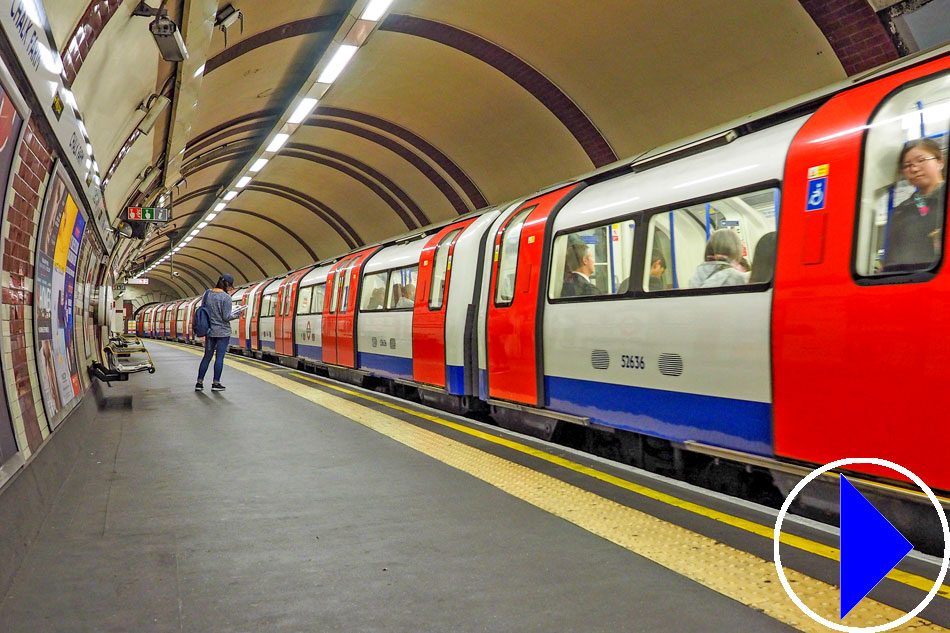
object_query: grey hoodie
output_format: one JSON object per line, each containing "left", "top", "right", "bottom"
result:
{"left": 687, "top": 261, "right": 748, "bottom": 289}
{"left": 202, "top": 288, "right": 236, "bottom": 338}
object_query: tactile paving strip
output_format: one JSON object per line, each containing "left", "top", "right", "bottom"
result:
{"left": 160, "top": 342, "right": 947, "bottom": 632}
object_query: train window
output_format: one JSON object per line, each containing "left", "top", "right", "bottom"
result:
{"left": 430, "top": 228, "right": 462, "bottom": 310}
{"left": 312, "top": 284, "right": 326, "bottom": 314}
{"left": 645, "top": 188, "right": 779, "bottom": 291}
{"left": 856, "top": 73, "right": 950, "bottom": 278}
{"left": 494, "top": 206, "right": 534, "bottom": 305}
{"left": 360, "top": 271, "right": 389, "bottom": 311}
{"left": 340, "top": 261, "right": 358, "bottom": 313}
{"left": 329, "top": 269, "right": 342, "bottom": 314}
{"left": 297, "top": 286, "right": 313, "bottom": 315}
{"left": 549, "top": 222, "right": 635, "bottom": 299}
{"left": 387, "top": 266, "right": 418, "bottom": 309}
{"left": 263, "top": 294, "right": 277, "bottom": 317}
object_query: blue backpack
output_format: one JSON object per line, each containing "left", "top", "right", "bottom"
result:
{"left": 193, "top": 291, "right": 212, "bottom": 337}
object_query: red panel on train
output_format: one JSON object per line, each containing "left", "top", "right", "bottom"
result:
{"left": 413, "top": 219, "right": 476, "bottom": 387}
{"left": 487, "top": 185, "right": 579, "bottom": 405}
{"left": 773, "top": 54, "right": 950, "bottom": 490}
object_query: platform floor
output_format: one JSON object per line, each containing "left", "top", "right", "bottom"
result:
{"left": 0, "top": 342, "right": 947, "bottom": 633}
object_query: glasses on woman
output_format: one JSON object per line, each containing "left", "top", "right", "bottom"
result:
{"left": 902, "top": 155, "right": 939, "bottom": 170}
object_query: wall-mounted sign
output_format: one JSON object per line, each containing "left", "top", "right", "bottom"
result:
{"left": 0, "top": 0, "right": 114, "bottom": 252}
{"left": 126, "top": 277, "right": 149, "bottom": 285}
{"left": 127, "top": 206, "right": 170, "bottom": 222}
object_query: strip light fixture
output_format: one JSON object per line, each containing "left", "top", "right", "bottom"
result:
{"left": 266, "top": 133, "right": 289, "bottom": 153}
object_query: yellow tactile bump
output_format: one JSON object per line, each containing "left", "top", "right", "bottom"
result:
{"left": 158, "top": 342, "right": 947, "bottom": 632}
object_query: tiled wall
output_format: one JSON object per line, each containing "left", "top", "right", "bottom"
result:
{"left": 1, "top": 120, "right": 54, "bottom": 459}
{"left": 798, "top": 0, "right": 900, "bottom": 75}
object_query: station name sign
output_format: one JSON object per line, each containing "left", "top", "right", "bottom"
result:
{"left": 127, "top": 206, "right": 170, "bottom": 222}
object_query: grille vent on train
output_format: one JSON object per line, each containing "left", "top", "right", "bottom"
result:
{"left": 591, "top": 350, "right": 610, "bottom": 370}
{"left": 658, "top": 353, "right": 683, "bottom": 376}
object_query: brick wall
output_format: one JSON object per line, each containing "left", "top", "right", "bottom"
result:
{"left": 799, "top": 0, "right": 899, "bottom": 75}
{"left": 1, "top": 120, "right": 54, "bottom": 458}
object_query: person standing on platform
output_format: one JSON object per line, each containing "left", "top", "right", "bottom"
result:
{"left": 196, "top": 273, "right": 239, "bottom": 392}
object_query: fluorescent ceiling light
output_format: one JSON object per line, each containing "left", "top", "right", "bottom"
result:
{"left": 250, "top": 158, "right": 268, "bottom": 172}
{"left": 76, "top": 120, "right": 87, "bottom": 136}
{"left": 198, "top": 222, "right": 208, "bottom": 229}
{"left": 173, "top": 247, "right": 181, "bottom": 252}
{"left": 85, "top": 143, "right": 92, "bottom": 155}
{"left": 190, "top": 229, "right": 199, "bottom": 236}
{"left": 206, "top": 213, "right": 217, "bottom": 221}
{"left": 361, "top": 0, "right": 394, "bottom": 21}
{"left": 223, "top": 190, "right": 237, "bottom": 201}
{"left": 266, "top": 133, "right": 289, "bottom": 153}
{"left": 183, "top": 236, "right": 193, "bottom": 243}
{"left": 214, "top": 202, "right": 225, "bottom": 211}
{"left": 318, "top": 45, "right": 358, "bottom": 84}
{"left": 193, "top": 63, "right": 205, "bottom": 77}
{"left": 236, "top": 176, "right": 251, "bottom": 188}
{"left": 288, "top": 97, "right": 318, "bottom": 124}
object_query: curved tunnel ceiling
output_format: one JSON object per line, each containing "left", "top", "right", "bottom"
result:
{"left": 42, "top": 0, "right": 867, "bottom": 296}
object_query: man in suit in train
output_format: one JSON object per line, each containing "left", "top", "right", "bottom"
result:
{"left": 561, "top": 242, "right": 601, "bottom": 297}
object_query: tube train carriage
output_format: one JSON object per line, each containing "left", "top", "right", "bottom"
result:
{"left": 139, "top": 49, "right": 950, "bottom": 499}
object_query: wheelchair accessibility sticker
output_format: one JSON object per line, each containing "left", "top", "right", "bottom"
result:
{"left": 806, "top": 164, "right": 829, "bottom": 212}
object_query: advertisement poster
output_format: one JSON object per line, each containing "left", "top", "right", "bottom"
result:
{"left": 35, "top": 172, "right": 85, "bottom": 428}
{"left": 0, "top": 79, "right": 24, "bottom": 464}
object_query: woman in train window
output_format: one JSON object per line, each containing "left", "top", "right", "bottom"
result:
{"left": 688, "top": 229, "right": 748, "bottom": 288}
{"left": 883, "top": 138, "right": 946, "bottom": 271}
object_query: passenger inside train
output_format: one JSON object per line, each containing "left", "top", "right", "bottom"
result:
{"left": 648, "top": 250, "right": 667, "bottom": 291}
{"left": 882, "top": 138, "right": 946, "bottom": 271}
{"left": 561, "top": 239, "right": 602, "bottom": 297}
{"left": 687, "top": 229, "right": 749, "bottom": 288}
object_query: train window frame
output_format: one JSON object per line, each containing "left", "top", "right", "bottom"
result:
{"left": 329, "top": 268, "right": 342, "bottom": 314}
{"left": 360, "top": 271, "right": 390, "bottom": 312}
{"left": 312, "top": 283, "right": 326, "bottom": 314}
{"left": 641, "top": 185, "right": 779, "bottom": 295}
{"left": 386, "top": 265, "right": 419, "bottom": 311}
{"left": 852, "top": 69, "right": 950, "bottom": 286}
{"left": 340, "top": 262, "right": 354, "bottom": 313}
{"left": 429, "top": 228, "right": 463, "bottom": 311}
{"left": 297, "top": 285, "right": 313, "bottom": 315}
{"left": 548, "top": 220, "right": 636, "bottom": 302}
{"left": 493, "top": 206, "right": 536, "bottom": 307}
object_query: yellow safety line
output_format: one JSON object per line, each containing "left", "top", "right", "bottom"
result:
{"left": 154, "top": 343, "right": 947, "bottom": 632}
{"left": 285, "top": 370, "right": 950, "bottom": 600}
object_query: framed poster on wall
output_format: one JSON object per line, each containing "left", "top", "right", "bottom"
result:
{"left": 35, "top": 164, "right": 88, "bottom": 430}
{"left": 0, "top": 57, "right": 27, "bottom": 476}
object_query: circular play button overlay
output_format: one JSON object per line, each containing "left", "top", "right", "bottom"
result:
{"left": 773, "top": 458, "right": 950, "bottom": 632}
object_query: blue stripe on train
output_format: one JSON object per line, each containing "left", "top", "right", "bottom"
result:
{"left": 260, "top": 340, "right": 275, "bottom": 351}
{"left": 446, "top": 365, "right": 465, "bottom": 395}
{"left": 358, "top": 352, "right": 413, "bottom": 380}
{"left": 544, "top": 375, "right": 772, "bottom": 456}
{"left": 297, "top": 343, "right": 322, "bottom": 363}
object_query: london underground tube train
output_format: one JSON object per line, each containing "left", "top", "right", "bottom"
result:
{"left": 140, "top": 48, "right": 950, "bottom": 520}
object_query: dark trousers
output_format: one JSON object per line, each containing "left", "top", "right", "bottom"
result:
{"left": 197, "top": 336, "right": 229, "bottom": 383}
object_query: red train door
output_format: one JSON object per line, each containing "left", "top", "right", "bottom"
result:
{"left": 275, "top": 269, "right": 310, "bottom": 356}
{"left": 322, "top": 256, "right": 352, "bottom": 365}
{"left": 487, "top": 185, "right": 581, "bottom": 405}
{"left": 249, "top": 285, "right": 266, "bottom": 350}
{"left": 413, "top": 219, "right": 476, "bottom": 387}
{"left": 170, "top": 302, "right": 181, "bottom": 339}
{"left": 239, "top": 283, "right": 263, "bottom": 349}
{"left": 339, "top": 248, "right": 379, "bottom": 367}
{"left": 773, "top": 55, "right": 950, "bottom": 490}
